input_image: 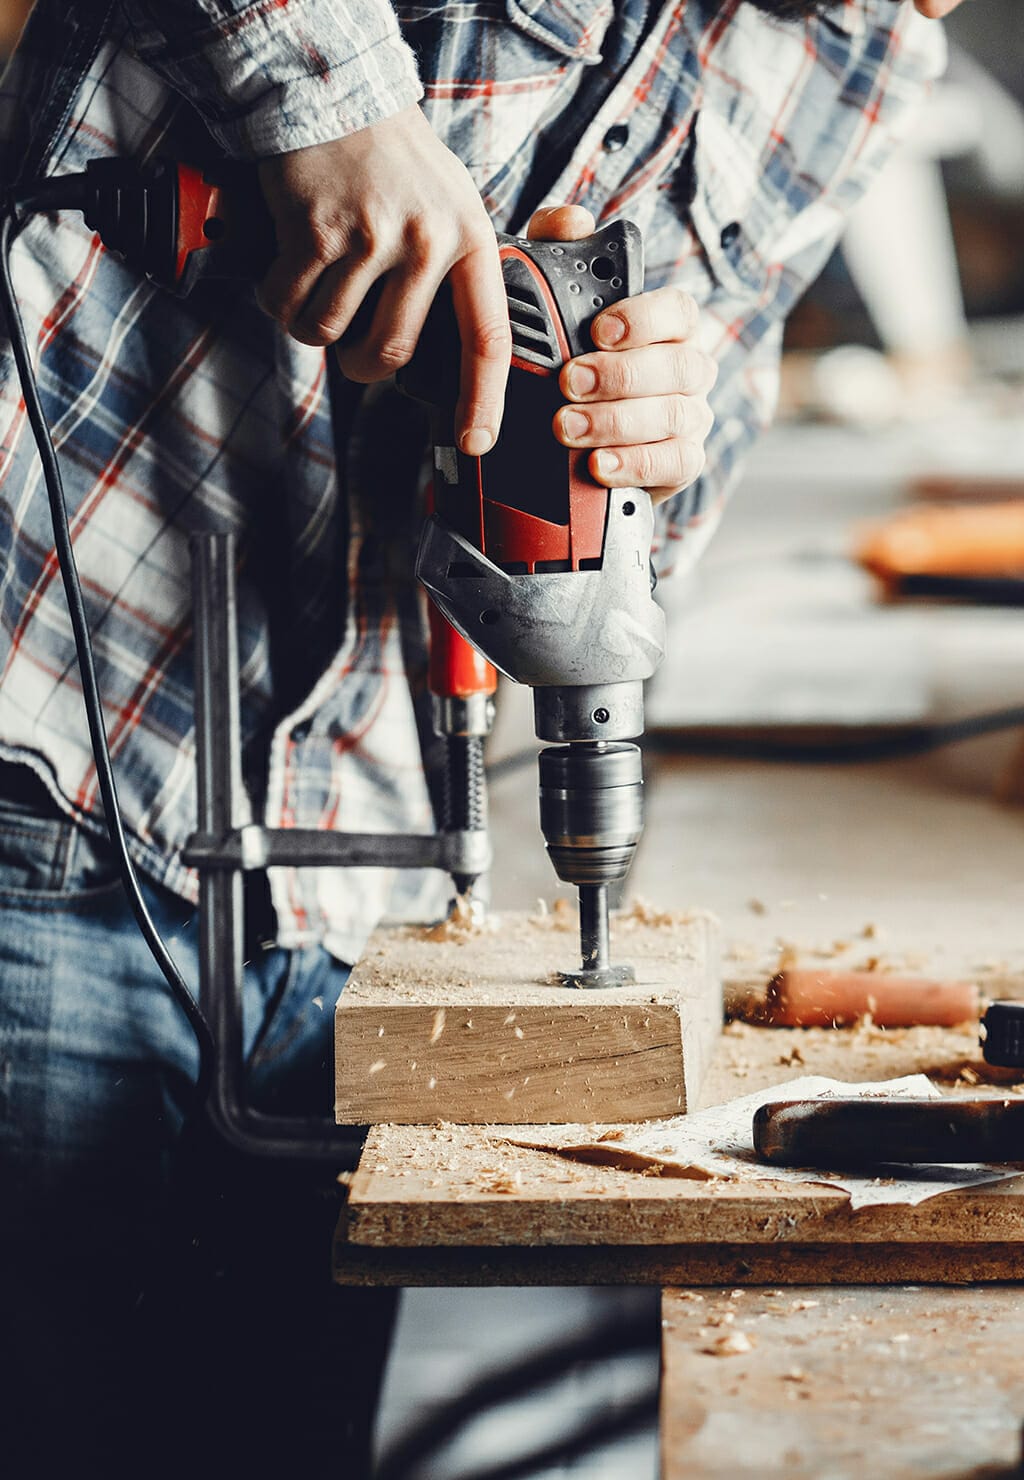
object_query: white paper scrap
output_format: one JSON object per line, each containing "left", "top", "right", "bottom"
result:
{"left": 504, "top": 1075, "right": 1024, "bottom": 1211}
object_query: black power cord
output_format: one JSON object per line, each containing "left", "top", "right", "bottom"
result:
{"left": 0, "top": 206, "right": 215, "bottom": 1114}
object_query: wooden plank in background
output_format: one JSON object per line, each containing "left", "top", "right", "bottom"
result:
{"left": 335, "top": 909, "right": 721, "bottom": 1125}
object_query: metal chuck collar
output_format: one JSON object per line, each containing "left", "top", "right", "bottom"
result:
{"left": 538, "top": 740, "right": 644, "bottom": 988}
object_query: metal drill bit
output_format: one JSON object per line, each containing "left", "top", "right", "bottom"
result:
{"left": 444, "top": 732, "right": 486, "bottom": 897}
{"left": 558, "top": 883, "right": 633, "bottom": 987}
{"left": 579, "top": 883, "right": 610, "bottom": 973}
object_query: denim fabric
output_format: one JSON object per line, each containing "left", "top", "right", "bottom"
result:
{"left": 0, "top": 793, "right": 389, "bottom": 1476}
{"left": 0, "top": 786, "right": 349, "bottom": 1230}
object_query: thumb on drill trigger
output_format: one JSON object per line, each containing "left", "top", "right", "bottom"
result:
{"left": 526, "top": 205, "right": 596, "bottom": 242}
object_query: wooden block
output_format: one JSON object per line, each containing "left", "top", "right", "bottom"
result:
{"left": 334, "top": 908, "right": 721, "bottom": 1125}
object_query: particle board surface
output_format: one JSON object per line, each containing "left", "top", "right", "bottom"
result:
{"left": 660, "top": 1284, "right": 1024, "bottom": 1479}
{"left": 335, "top": 907, "right": 721, "bottom": 1125}
{"left": 335, "top": 1017, "right": 1024, "bottom": 1284}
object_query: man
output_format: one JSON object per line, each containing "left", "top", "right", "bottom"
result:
{"left": 0, "top": 0, "right": 960, "bottom": 1471}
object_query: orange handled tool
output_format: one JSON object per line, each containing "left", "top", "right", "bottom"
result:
{"left": 857, "top": 502, "right": 1024, "bottom": 600}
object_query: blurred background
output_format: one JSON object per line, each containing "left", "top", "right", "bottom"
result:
{"left": 3, "top": 3, "right": 1022, "bottom": 1477}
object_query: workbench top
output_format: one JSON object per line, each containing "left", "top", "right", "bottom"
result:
{"left": 335, "top": 1015, "right": 1024, "bottom": 1286}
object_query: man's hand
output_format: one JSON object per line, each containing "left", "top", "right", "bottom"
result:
{"left": 256, "top": 104, "right": 511, "bottom": 457}
{"left": 527, "top": 205, "right": 717, "bottom": 506}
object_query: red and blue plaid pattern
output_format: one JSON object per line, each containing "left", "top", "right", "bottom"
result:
{"left": 0, "top": 1, "right": 943, "bottom": 959}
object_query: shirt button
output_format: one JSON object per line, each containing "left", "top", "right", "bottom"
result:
{"left": 291, "top": 721, "right": 312, "bottom": 743}
{"left": 720, "top": 221, "right": 741, "bottom": 250}
{"left": 602, "top": 123, "right": 630, "bottom": 152}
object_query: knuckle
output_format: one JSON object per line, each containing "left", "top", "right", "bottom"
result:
{"left": 402, "top": 218, "right": 436, "bottom": 273}
{"left": 679, "top": 443, "right": 707, "bottom": 488}
{"left": 291, "top": 317, "right": 338, "bottom": 347}
{"left": 467, "top": 316, "right": 513, "bottom": 360}
{"left": 616, "top": 357, "right": 641, "bottom": 397}
{"left": 665, "top": 394, "right": 690, "bottom": 439}
{"left": 303, "top": 217, "right": 350, "bottom": 266}
{"left": 602, "top": 404, "right": 627, "bottom": 444}
{"left": 372, "top": 334, "right": 419, "bottom": 373}
{"left": 675, "top": 287, "right": 699, "bottom": 336}
{"left": 675, "top": 344, "right": 699, "bottom": 388}
{"left": 633, "top": 444, "right": 657, "bottom": 487}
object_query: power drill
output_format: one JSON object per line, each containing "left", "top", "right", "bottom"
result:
{"left": 11, "top": 157, "right": 666, "bottom": 986}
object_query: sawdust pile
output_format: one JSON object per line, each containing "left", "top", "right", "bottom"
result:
{"left": 420, "top": 894, "right": 497, "bottom": 943}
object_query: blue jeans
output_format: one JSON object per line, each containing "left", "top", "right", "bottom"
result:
{"left": 0, "top": 773, "right": 394, "bottom": 1476}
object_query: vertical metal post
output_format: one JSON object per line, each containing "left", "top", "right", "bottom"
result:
{"left": 191, "top": 532, "right": 248, "bottom": 1142}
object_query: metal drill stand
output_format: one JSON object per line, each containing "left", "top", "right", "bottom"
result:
{"left": 182, "top": 532, "right": 490, "bottom": 1163}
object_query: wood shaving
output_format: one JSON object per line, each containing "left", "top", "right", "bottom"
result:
{"left": 705, "top": 1331, "right": 755, "bottom": 1357}
{"left": 421, "top": 894, "right": 494, "bottom": 943}
{"left": 479, "top": 1171, "right": 522, "bottom": 1195}
{"left": 429, "top": 1008, "right": 446, "bottom": 1044}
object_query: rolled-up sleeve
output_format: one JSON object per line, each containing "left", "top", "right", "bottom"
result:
{"left": 119, "top": 0, "right": 424, "bottom": 157}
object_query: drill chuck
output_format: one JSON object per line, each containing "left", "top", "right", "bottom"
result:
{"left": 538, "top": 741, "right": 644, "bottom": 887}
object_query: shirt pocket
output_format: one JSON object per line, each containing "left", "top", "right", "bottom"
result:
{"left": 396, "top": 1, "right": 614, "bottom": 187}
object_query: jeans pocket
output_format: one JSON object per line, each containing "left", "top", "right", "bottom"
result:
{"left": 0, "top": 795, "right": 121, "bottom": 901}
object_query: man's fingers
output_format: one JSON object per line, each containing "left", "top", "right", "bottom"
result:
{"left": 450, "top": 239, "right": 513, "bottom": 455}
{"left": 591, "top": 285, "right": 700, "bottom": 351}
{"left": 286, "top": 257, "right": 381, "bottom": 347}
{"left": 257, "top": 250, "right": 328, "bottom": 331}
{"left": 560, "top": 342, "right": 718, "bottom": 402}
{"left": 334, "top": 266, "right": 440, "bottom": 382}
{"left": 588, "top": 438, "right": 707, "bottom": 498}
{"left": 555, "top": 392, "right": 713, "bottom": 451}
{"left": 526, "top": 204, "right": 597, "bottom": 242}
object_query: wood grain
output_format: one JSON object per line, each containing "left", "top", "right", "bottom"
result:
{"left": 335, "top": 909, "right": 721, "bottom": 1124}
{"left": 660, "top": 1284, "right": 1024, "bottom": 1478}
{"left": 337, "top": 1016, "right": 1024, "bottom": 1279}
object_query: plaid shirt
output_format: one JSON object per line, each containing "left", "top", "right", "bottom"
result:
{"left": 0, "top": 1, "right": 943, "bottom": 962}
